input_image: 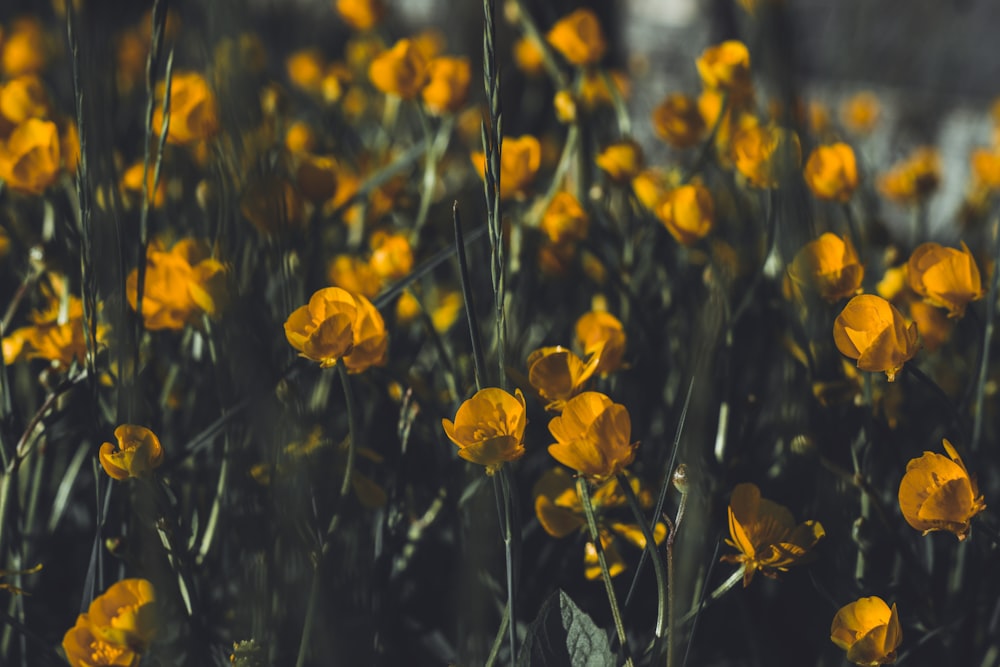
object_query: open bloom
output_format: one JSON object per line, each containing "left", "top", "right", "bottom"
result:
{"left": 804, "top": 143, "right": 858, "bottom": 202}
{"left": 99, "top": 425, "right": 164, "bottom": 481}
{"left": 830, "top": 597, "right": 902, "bottom": 666}
{"left": 541, "top": 192, "right": 589, "bottom": 244}
{"left": 546, "top": 9, "right": 607, "bottom": 67}
{"left": 596, "top": 140, "right": 643, "bottom": 183}
{"left": 878, "top": 147, "right": 940, "bottom": 206}
{"left": 721, "top": 482, "right": 825, "bottom": 586}
{"left": 421, "top": 56, "right": 471, "bottom": 115}
{"left": 841, "top": 92, "right": 880, "bottom": 135}
{"left": 471, "top": 134, "right": 541, "bottom": 200}
{"left": 0, "top": 117, "right": 61, "bottom": 195}
{"left": 368, "top": 38, "right": 428, "bottom": 99}
{"left": 657, "top": 183, "right": 714, "bottom": 246}
{"left": 787, "top": 233, "right": 864, "bottom": 302}
{"left": 547, "top": 392, "right": 635, "bottom": 484}
{"left": 336, "top": 0, "right": 384, "bottom": 31}
{"left": 63, "top": 578, "right": 157, "bottom": 667}
{"left": 575, "top": 310, "right": 626, "bottom": 375}
{"left": 906, "top": 242, "right": 983, "bottom": 318}
{"left": 732, "top": 124, "right": 801, "bottom": 188}
{"left": 898, "top": 439, "right": 985, "bottom": 540}
{"left": 284, "top": 287, "right": 388, "bottom": 372}
{"left": 833, "top": 294, "right": 919, "bottom": 382}
{"left": 651, "top": 93, "right": 706, "bottom": 149}
{"left": 528, "top": 346, "right": 600, "bottom": 411}
{"left": 696, "top": 40, "right": 752, "bottom": 100}
{"left": 442, "top": 388, "right": 527, "bottom": 474}
{"left": 152, "top": 71, "right": 218, "bottom": 145}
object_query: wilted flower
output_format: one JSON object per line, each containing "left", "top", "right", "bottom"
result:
{"left": 421, "top": 56, "right": 471, "bottom": 115}
{"left": 368, "top": 39, "right": 428, "bottom": 100}
{"left": 830, "top": 597, "right": 902, "bottom": 666}
{"left": 442, "top": 387, "right": 527, "bottom": 474}
{"left": 547, "top": 391, "right": 635, "bottom": 484}
{"left": 732, "top": 124, "right": 801, "bottom": 188}
{"left": 0, "top": 117, "right": 60, "bottom": 195}
{"left": 651, "top": 93, "right": 706, "bottom": 149}
{"left": 898, "top": 439, "right": 985, "bottom": 540}
{"left": 575, "top": 310, "right": 626, "bottom": 375}
{"left": 721, "top": 482, "right": 825, "bottom": 586}
{"left": 595, "top": 140, "right": 643, "bottom": 183}
{"left": 528, "top": 346, "right": 600, "bottom": 411}
{"left": 99, "top": 425, "right": 164, "bottom": 481}
{"left": 336, "top": 0, "right": 384, "bottom": 31}
{"left": 284, "top": 287, "right": 388, "bottom": 372}
{"left": 877, "top": 147, "right": 940, "bottom": 206}
{"left": 63, "top": 578, "right": 157, "bottom": 667}
{"left": 540, "top": 192, "right": 589, "bottom": 244}
{"left": 840, "top": 91, "right": 880, "bottom": 135}
{"left": 833, "top": 294, "right": 919, "bottom": 382}
{"left": 546, "top": 9, "right": 607, "bottom": 67}
{"left": 471, "top": 134, "right": 541, "bottom": 200}
{"left": 906, "top": 242, "right": 983, "bottom": 318}
{"left": 787, "top": 233, "right": 864, "bottom": 302}
{"left": 804, "top": 143, "right": 858, "bottom": 202}
{"left": 657, "top": 183, "right": 715, "bottom": 246}
{"left": 152, "top": 71, "right": 219, "bottom": 145}
{"left": 696, "top": 40, "right": 752, "bottom": 100}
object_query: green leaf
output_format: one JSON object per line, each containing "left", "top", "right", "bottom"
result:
{"left": 517, "top": 589, "right": 614, "bottom": 667}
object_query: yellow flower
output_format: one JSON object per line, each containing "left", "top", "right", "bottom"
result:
{"left": 327, "top": 254, "right": 381, "bottom": 299}
{"left": 657, "top": 183, "right": 714, "bottom": 246}
{"left": 421, "top": 56, "right": 471, "bottom": 115}
{"left": 804, "top": 142, "right": 858, "bottom": 202}
{"left": 1, "top": 17, "right": 48, "bottom": 78}
{"left": 830, "top": 597, "right": 902, "bottom": 666}
{"left": 126, "top": 239, "right": 227, "bottom": 331}
{"left": 0, "top": 117, "right": 61, "bottom": 195}
{"left": 696, "top": 40, "right": 752, "bottom": 100}
{"left": 285, "top": 121, "right": 316, "bottom": 154}
{"left": 732, "top": 123, "right": 801, "bottom": 188}
{"left": 833, "top": 294, "right": 919, "bottom": 382}
{"left": 152, "top": 71, "right": 219, "bottom": 145}
{"left": 595, "top": 140, "right": 643, "bottom": 183}
{"left": 546, "top": 9, "right": 607, "bottom": 67}
{"left": 336, "top": 0, "right": 384, "bottom": 31}
{"left": 575, "top": 310, "right": 626, "bottom": 375}
{"left": 286, "top": 49, "right": 326, "bottom": 93}
{"left": 579, "top": 69, "right": 629, "bottom": 110}
{"left": 908, "top": 300, "right": 951, "bottom": 353}
{"left": 2, "top": 282, "right": 98, "bottom": 371}
{"left": 840, "top": 91, "right": 880, "bottom": 135}
{"left": 63, "top": 614, "right": 138, "bottom": 667}
{"left": 368, "top": 230, "right": 414, "bottom": 282}
{"left": 99, "top": 425, "right": 164, "bottom": 481}
{"left": 540, "top": 191, "right": 589, "bottom": 244}
{"left": 63, "top": 578, "right": 157, "bottom": 667}
{"left": 721, "top": 482, "right": 825, "bottom": 587}
{"left": 284, "top": 287, "right": 388, "bottom": 372}
{"left": 553, "top": 90, "right": 577, "bottom": 124}
{"left": 877, "top": 147, "right": 940, "bottom": 206}
{"left": 631, "top": 168, "right": 672, "bottom": 211}
{"left": 906, "top": 242, "right": 983, "bottom": 318}
{"left": 787, "top": 233, "right": 864, "bottom": 302}
{"left": 898, "top": 439, "right": 986, "bottom": 540}
{"left": 442, "top": 387, "right": 527, "bottom": 474}
{"left": 528, "top": 346, "right": 600, "bottom": 411}
{"left": 0, "top": 74, "right": 49, "bottom": 131}
{"left": 547, "top": 391, "right": 635, "bottom": 484}
{"left": 651, "top": 93, "right": 706, "bottom": 149}
{"left": 368, "top": 38, "right": 428, "bottom": 100}
{"left": 513, "top": 37, "right": 545, "bottom": 77}
{"left": 471, "top": 134, "right": 541, "bottom": 200}
{"left": 970, "top": 148, "right": 1000, "bottom": 191}
{"left": 876, "top": 266, "right": 907, "bottom": 302}
{"left": 121, "top": 161, "right": 167, "bottom": 208}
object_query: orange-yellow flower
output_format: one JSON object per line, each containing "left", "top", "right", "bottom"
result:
{"left": 908, "top": 301, "right": 951, "bottom": 353}
{"left": 657, "top": 183, "right": 714, "bottom": 246}
{"left": 0, "top": 74, "right": 49, "bottom": 131}
{"left": 421, "top": 56, "right": 471, "bottom": 115}
{"left": 971, "top": 148, "right": 1000, "bottom": 191}
{"left": 831, "top": 597, "right": 902, "bottom": 666}
{"left": 732, "top": 124, "right": 801, "bottom": 188}
{"left": 787, "top": 233, "right": 864, "bottom": 302}
{"left": 721, "top": 482, "right": 825, "bottom": 587}
{"left": 442, "top": 387, "right": 527, "bottom": 474}
{"left": 696, "top": 40, "right": 752, "bottom": 100}
{"left": 651, "top": 93, "right": 706, "bottom": 149}
{"left": 1, "top": 18, "right": 48, "bottom": 78}
{"left": 368, "top": 230, "right": 414, "bottom": 282}
{"left": 840, "top": 91, "right": 880, "bottom": 135}
{"left": 833, "top": 294, "right": 919, "bottom": 382}
{"left": 284, "top": 286, "right": 388, "bottom": 372}
{"left": 804, "top": 143, "right": 858, "bottom": 202}
{"left": 547, "top": 391, "right": 635, "bottom": 484}
{"left": 126, "top": 239, "right": 227, "bottom": 331}
{"left": 368, "top": 39, "right": 428, "bottom": 100}
{"left": 286, "top": 49, "right": 326, "bottom": 94}
{"left": 327, "top": 254, "right": 381, "bottom": 299}
{"left": 63, "top": 578, "right": 157, "bottom": 667}
{"left": 546, "top": 9, "right": 607, "bottom": 67}
{"left": 575, "top": 310, "right": 626, "bottom": 375}
{"left": 513, "top": 37, "right": 545, "bottom": 77}
{"left": 877, "top": 147, "right": 940, "bottom": 206}
{"left": 0, "top": 117, "right": 60, "bottom": 195}
{"left": 595, "top": 140, "right": 643, "bottom": 183}
{"left": 121, "top": 161, "right": 167, "bottom": 208}
{"left": 63, "top": 613, "right": 137, "bottom": 667}
{"left": 471, "top": 134, "right": 541, "bottom": 200}
{"left": 99, "top": 425, "right": 164, "bottom": 481}
{"left": 898, "top": 439, "right": 985, "bottom": 540}
{"left": 540, "top": 191, "right": 589, "bottom": 244}
{"left": 906, "top": 242, "right": 983, "bottom": 318}
{"left": 336, "top": 0, "right": 384, "bottom": 31}
{"left": 528, "top": 346, "right": 600, "bottom": 411}
{"left": 152, "top": 72, "right": 219, "bottom": 145}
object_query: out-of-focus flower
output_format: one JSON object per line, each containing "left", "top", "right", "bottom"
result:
{"left": 336, "top": 0, "right": 384, "bottom": 31}
{"left": 411, "top": 30, "right": 445, "bottom": 62}
{"left": 575, "top": 310, "right": 626, "bottom": 375}
{"left": 830, "top": 597, "right": 901, "bottom": 666}
{"left": 63, "top": 578, "right": 157, "bottom": 667}
{"left": 513, "top": 37, "right": 545, "bottom": 77}
{"left": 579, "top": 69, "right": 629, "bottom": 110}
{"left": 907, "top": 301, "right": 951, "bottom": 353}
{"left": 732, "top": 124, "right": 801, "bottom": 188}
{"left": 553, "top": 90, "right": 577, "bottom": 124}
{"left": 657, "top": 183, "right": 714, "bottom": 246}
{"left": 696, "top": 40, "right": 752, "bottom": 100}
{"left": 541, "top": 191, "right": 589, "bottom": 244}
{"left": 876, "top": 266, "right": 906, "bottom": 302}
{"left": 284, "top": 287, "right": 388, "bottom": 372}
{"left": 240, "top": 175, "right": 305, "bottom": 234}
{"left": 0, "top": 117, "right": 60, "bottom": 195}
{"left": 833, "top": 294, "right": 919, "bottom": 382}
{"left": 787, "top": 233, "right": 863, "bottom": 302}
{"left": 471, "top": 134, "right": 541, "bottom": 200}
{"left": 295, "top": 154, "right": 339, "bottom": 204}
{"left": 970, "top": 148, "right": 1000, "bottom": 191}
{"left": 721, "top": 482, "right": 825, "bottom": 586}
{"left": 595, "top": 140, "right": 643, "bottom": 183}
{"left": 286, "top": 49, "right": 326, "bottom": 93}
{"left": 368, "top": 230, "right": 413, "bottom": 282}
{"left": 1, "top": 18, "right": 48, "bottom": 78}
{"left": 906, "top": 242, "right": 983, "bottom": 318}
{"left": 285, "top": 121, "right": 317, "bottom": 154}
{"left": 546, "top": 9, "right": 606, "bottom": 67}
{"left": 368, "top": 38, "right": 428, "bottom": 100}
{"left": 422, "top": 56, "right": 471, "bottom": 115}
{"left": 0, "top": 74, "right": 50, "bottom": 132}
{"left": 548, "top": 392, "right": 635, "bottom": 484}
{"left": 840, "top": 91, "right": 880, "bottom": 135}
{"left": 99, "top": 425, "right": 164, "bottom": 481}
{"left": 631, "top": 168, "right": 673, "bottom": 211}
{"left": 442, "top": 387, "right": 527, "bottom": 474}
{"left": 898, "top": 439, "right": 985, "bottom": 540}
{"left": 152, "top": 71, "right": 219, "bottom": 145}
{"left": 804, "top": 143, "right": 858, "bottom": 202}
{"left": 327, "top": 254, "right": 381, "bottom": 299}
{"left": 878, "top": 147, "right": 940, "bottom": 206}
{"left": 121, "top": 161, "right": 167, "bottom": 208}
{"left": 651, "top": 93, "right": 706, "bottom": 149}
{"left": 528, "top": 346, "right": 600, "bottom": 411}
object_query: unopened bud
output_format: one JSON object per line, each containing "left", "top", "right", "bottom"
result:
{"left": 672, "top": 464, "right": 689, "bottom": 494}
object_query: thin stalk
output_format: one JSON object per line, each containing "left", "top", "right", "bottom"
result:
{"left": 972, "top": 214, "right": 1000, "bottom": 452}
{"left": 616, "top": 473, "right": 666, "bottom": 648}
{"left": 666, "top": 471, "right": 690, "bottom": 667}
{"left": 509, "top": 0, "right": 569, "bottom": 90}
{"left": 453, "top": 203, "right": 487, "bottom": 391}
{"left": 599, "top": 68, "right": 630, "bottom": 136}
{"left": 677, "top": 564, "right": 745, "bottom": 625}
{"left": 499, "top": 468, "right": 518, "bottom": 663}
{"left": 484, "top": 602, "right": 511, "bottom": 667}
{"left": 682, "top": 92, "right": 729, "bottom": 184}
{"left": 577, "top": 477, "right": 633, "bottom": 667}
{"left": 411, "top": 109, "right": 453, "bottom": 247}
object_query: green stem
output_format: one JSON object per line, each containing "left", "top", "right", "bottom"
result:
{"left": 499, "top": 467, "right": 518, "bottom": 663}
{"left": 677, "top": 564, "right": 745, "bottom": 625}
{"left": 616, "top": 474, "right": 666, "bottom": 645}
{"left": 484, "top": 601, "right": 511, "bottom": 667}
{"left": 666, "top": 475, "right": 689, "bottom": 667}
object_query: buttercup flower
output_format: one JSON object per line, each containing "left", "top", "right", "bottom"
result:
{"left": 368, "top": 38, "right": 428, "bottom": 100}
{"left": 907, "top": 301, "right": 951, "bottom": 353}
{"left": 327, "top": 254, "right": 381, "bottom": 299}
{"left": 284, "top": 287, "right": 388, "bottom": 372}
{"left": 830, "top": 597, "right": 902, "bottom": 666}
{"left": 833, "top": 294, "right": 919, "bottom": 382}
{"left": 657, "top": 183, "right": 715, "bottom": 246}
{"left": 286, "top": 49, "right": 326, "bottom": 93}
{"left": 898, "top": 439, "right": 985, "bottom": 540}
{"left": 471, "top": 134, "right": 541, "bottom": 200}
{"left": 528, "top": 346, "right": 600, "bottom": 411}
{"left": 99, "top": 425, "right": 164, "bottom": 481}
{"left": 63, "top": 578, "right": 157, "bottom": 667}
{"left": 721, "top": 482, "right": 825, "bottom": 586}
{"left": 421, "top": 56, "right": 471, "bottom": 115}
{"left": 696, "top": 40, "right": 752, "bottom": 100}
{"left": 442, "top": 387, "right": 527, "bottom": 474}
{"left": 2, "top": 279, "right": 100, "bottom": 371}
{"left": 841, "top": 91, "right": 880, "bottom": 135}
{"left": 336, "top": 0, "right": 384, "bottom": 31}
{"left": 540, "top": 192, "right": 589, "bottom": 244}
{"left": 547, "top": 392, "right": 635, "bottom": 484}
{"left": 575, "top": 310, "right": 626, "bottom": 375}
{"left": 152, "top": 71, "right": 219, "bottom": 145}
{"left": 732, "top": 124, "right": 801, "bottom": 188}
{"left": 0, "top": 74, "right": 50, "bottom": 131}
{"left": 63, "top": 614, "right": 138, "bottom": 667}
{"left": 1, "top": 17, "right": 48, "bottom": 78}
{"left": 0, "top": 117, "right": 61, "bottom": 195}
{"left": 513, "top": 37, "right": 545, "bottom": 77}
{"left": 877, "top": 147, "right": 940, "bottom": 206}
{"left": 595, "top": 140, "right": 643, "bottom": 183}
{"left": 368, "top": 230, "right": 414, "bottom": 282}
{"left": 906, "top": 242, "right": 983, "bottom": 318}
{"left": 546, "top": 9, "right": 607, "bottom": 67}
{"left": 651, "top": 93, "right": 706, "bottom": 149}
{"left": 787, "top": 233, "right": 864, "bottom": 302}
{"left": 804, "top": 142, "right": 858, "bottom": 202}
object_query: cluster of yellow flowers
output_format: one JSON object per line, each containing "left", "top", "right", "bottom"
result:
{"left": 62, "top": 579, "right": 157, "bottom": 667}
